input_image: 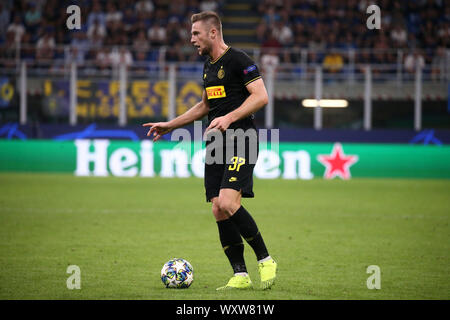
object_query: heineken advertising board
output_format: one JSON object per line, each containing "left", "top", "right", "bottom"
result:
{"left": 0, "top": 140, "right": 449, "bottom": 179}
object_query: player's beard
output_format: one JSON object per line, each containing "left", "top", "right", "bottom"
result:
{"left": 200, "top": 42, "right": 212, "bottom": 57}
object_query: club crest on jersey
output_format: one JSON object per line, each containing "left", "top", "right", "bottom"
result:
{"left": 206, "top": 85, "right": 226, "bottom": 99}
{"left": 218, "top": 66, "right": 225, "bottom": 79}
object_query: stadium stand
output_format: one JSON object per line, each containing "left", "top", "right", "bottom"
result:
{"left": 0, "top": 0, "right": 447, "bottom": 64}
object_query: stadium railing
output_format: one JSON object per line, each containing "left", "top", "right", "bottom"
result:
{"left": 0, "top": 44, "right": 448, "bottom": 130}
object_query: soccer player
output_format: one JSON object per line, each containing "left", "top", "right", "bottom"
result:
{"left": 143, "top": 11, "right": 277, "bottom": 290}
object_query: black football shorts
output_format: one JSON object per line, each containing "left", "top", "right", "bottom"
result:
{"left": 204, "top": 129, "right": 259, "bottom": 202}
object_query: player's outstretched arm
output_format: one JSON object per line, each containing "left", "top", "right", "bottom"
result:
{"left": 143, "top": 91, "right": 210, "bottom": 141}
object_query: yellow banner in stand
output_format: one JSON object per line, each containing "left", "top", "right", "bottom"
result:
{"left": 43, "top": 79, "right": 203, "bottom": 119}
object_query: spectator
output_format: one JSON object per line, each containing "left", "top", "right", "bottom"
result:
{"left": 261, "top": 29, "right": 282, "bottom": 49}
{"left": 0, "top": 31, "right": 17, "bottom": 68}
{"left": 53, "top": 29, "right": 65, "bottom": 59}
{"left": 407, "top": 33, "right": 419, "bottom": 49}
{"left": 134, "top": 50, "right": 150, "bottom": 75}
{"left": 87, "top": 19, "right": 106, "bottom": 42}
{"left": 272, "top": 20, "right": 293, "bottom": 47}
{"left": 105, "top": 2, "right": 122, "bottom": 28}
{"left": 256, "top": 20, "right": 268, "bottom": 43}
{"left": 179, "top": 19, "right": 196, "bottom": 61}
{"left": 148, "top": 20, "right": 166, "bottom": 46}
{"left": 322, "top": 50, "right": 344, "bottom": 73}
{"left": 307, "top": 29, "right": 326, "bottom": 64}
{"left": 261, "top": 47, "right": 280, "bottom": 74}
{"left": 431, "top": 46, "right": 447, "bottom": 81}
{"left": 262, "top": 6, "right": 280, "bottom": 26}
{"left": 133, "top": 30, "right": 150, "bottom": 56}
{"left": 339, "top": 32, "right": 357, "bottom": 50}
{"left": 419, "top": 20, "right": 436, "bottom": 48}
{"left": 153, "top": 7, "right": 168, "bottom": 24}
{"left": 168, "top": 0, "right": 187, "bottom": 22}
{"left": 0, "top": 0, "right": 445, "bottom": 69}
{"left": 122, "top": 7, "right": 137, "bottom": 35}
{"left": 0, "top": 3, "right": 10, "bottom": 40}
{"left": 20, "top": 32, "right": 35, "bottom": 60}
{"left": 404, "top": 49, "right": 425, "bottom": 73}
{"left": 109, "top": 46, "right": 133, "bottom": 68}
{"left": 87, "top": 1, "right": 106, "bottom": 29}
{"left": 106, "top": 17, "right": 123, "bottom": 40}
{"left": 87, "top": 29, "right": 104, "bottom": 51}
{"left": 373, "top": 33, "right": 393, "bottom": 64}
{"left": 36, "top": 31, "right": 55, "bottom": 62}
{"left": 200, "top": 0, "right": 219, "bottom": 12}
{"left": 326, "top": 32, "right": 338, "bottom": 50}
{"left": 260, "top": 31, "right": 281, "bottom": 74}
{"left": 178, "top": 19, "right": 192, "bottom": 44}
{"left": 24, "top": 2, "right": 42, "bottom": 35}
{"left": 166, "top": 43, "right": 184, "bottom": 62}
{"left": 391, "top": 24, "right": 408, "bottom": 48}
{"left": 70, "top": 29, "right": 90, "bottom": 59}
{"left": 135, "top": 0, "right": 155, "bottom": 17}
{"left": 166, "top": 17, "right": 181, "bottom": 45}
{"left": 135, "top": 10, "right": 152, "bottom": 33}
{"left": 96, "top": 47, "right": 110, "bottom": 65}
{"left": 95, "top": 47, "right": 111, "bottom": 74}
{"left": 135, "top": 50, "right": 148, "bottom": 63}
{"left": 42, "top": 0, "right": 58, "bottom": 22}
{"left": 7, "top": 15, "right": 26, "bottom": 43}
{"left": 65, "top": 45, "right": 85, "bottom": 65}
{"left": 437, "top": 21, "right": 449, "bottom": 44}
{"left": 110, "top": 29, "right": 128, "bottom": 46}
{"left": 186, "top": 1, "right": 200, "bottom": 13}
{"left": 29, "top": 0, "right": 46, "bottom": 11}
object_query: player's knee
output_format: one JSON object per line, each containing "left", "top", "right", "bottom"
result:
{"left": 211, "top": 200, "right": 228, "bottom": 221}
{"left": 217, "top": 196, "right": 240, "bottom": 216}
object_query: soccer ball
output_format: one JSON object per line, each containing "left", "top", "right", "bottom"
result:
{"left": 161, "top": 258, "right": 194, "bottom": 288}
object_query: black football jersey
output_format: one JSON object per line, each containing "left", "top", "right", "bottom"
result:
{"left": 202, "top": 47, "right": 262, "bottom": 130}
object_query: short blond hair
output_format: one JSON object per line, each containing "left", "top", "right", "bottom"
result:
{"left": 191, "top": 11, "right": 222, "bottom": 34}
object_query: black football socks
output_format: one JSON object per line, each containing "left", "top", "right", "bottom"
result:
{"left": 229, "top": 206, "right": 270, "bottom": 262}
{"left": 216, "top": 218, "right": 247, "bottom": 274}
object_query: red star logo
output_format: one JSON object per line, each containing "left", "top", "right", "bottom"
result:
{"left": 317, "top": 143, "right": 358, "bottom": 180}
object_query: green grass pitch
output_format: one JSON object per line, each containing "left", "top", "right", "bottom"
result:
{"left": 0, "top": 173, "right": 449, "bottom": 300}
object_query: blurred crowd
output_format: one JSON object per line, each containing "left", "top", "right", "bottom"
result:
{"left": 256, "top": 0, "right": 448, "bottom": 76}
{"left": 0, "top": 0, "right": 224, "bottom": 69}
{"left": 0, "top": 0, "right": 448, "bottom": 76}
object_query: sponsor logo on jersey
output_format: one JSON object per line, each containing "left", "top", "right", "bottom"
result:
{"left": 205, "top": 86, "right": 226, "bottom": 99}
{"left": 243, "top": 65, "right": 257, "bottom": 75}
